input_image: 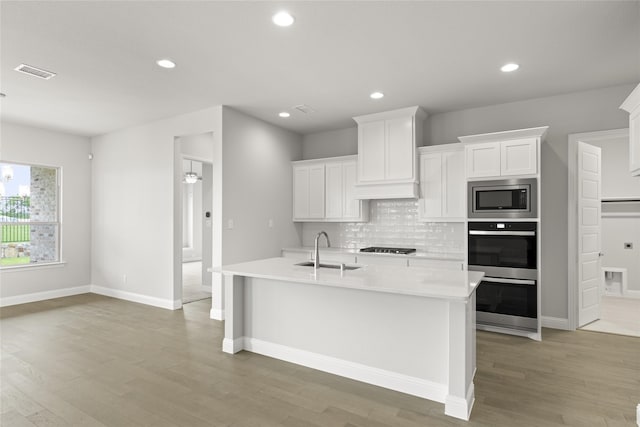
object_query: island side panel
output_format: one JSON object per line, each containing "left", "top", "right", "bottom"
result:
{"left": 222, "top": 273, "right": 245, "bottom": 354}
{"left": 444, "top": 292, "right": 477, "bottom": 421}
{"left": 241, "top": 276, "right": 451, "bottom": 402}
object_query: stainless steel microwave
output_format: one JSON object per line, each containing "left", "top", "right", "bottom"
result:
{"left": 468, "top": 178, "right": 537, "bottom": 219}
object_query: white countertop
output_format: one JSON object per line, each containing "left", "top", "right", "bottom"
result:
{"left": 220, "top": 257, "right": 483, "bottom": 301}
{"left": 282, "top": 246, "right": 465, "bottom": 261}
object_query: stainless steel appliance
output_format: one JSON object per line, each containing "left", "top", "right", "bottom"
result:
{"left": 359, "top": 247, "right": 416, "bottom": 254}
{"left": 468, "top": 221, "right": 538, "bottom": 331}
{"left": 468, "top": 178, "right": 537, "bottom": 219}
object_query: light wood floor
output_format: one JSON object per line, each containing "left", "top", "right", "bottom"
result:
{"left": 1, "top": 294, "right": 638, "bottom": 426}
{"left": 581, "top": 296, "right": 640, "bottom": 337}
{"left": 182, "top": 261, "right": 211, "bottom": 304}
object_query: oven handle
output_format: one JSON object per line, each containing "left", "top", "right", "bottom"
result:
{"left": 483, "top": 277, "right": 536, "bottom": 286}
{"left": 469, "top": 230, "right": 536, "bottom": 236}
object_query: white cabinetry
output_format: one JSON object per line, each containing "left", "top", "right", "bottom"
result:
{"left": 620, "top": 83, "right": 640, "bottom": 177}
{"left": 460, "top": 127, "right": 548, "bottom": 180}
{"left": 293, "top": 163, "right": 325, "bottom": 220}
{"left": 353, "top": 106, "right": 426, "bottom": 199}
{"left": 407, "top": 258, "right": 464, "bottom": 270}
{"left": 292, "top": 156, "right": 368, "bottom": 222}
{"left": 418, "top": 144, "right": 465, "bottom": 221}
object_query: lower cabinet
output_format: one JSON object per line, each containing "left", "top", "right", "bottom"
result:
{"left": 407, "top": 258, "right": 464, "bottom": 270}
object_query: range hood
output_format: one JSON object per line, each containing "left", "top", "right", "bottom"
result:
{"left": 352, "top": 106, "right": 426, "bottom": 200}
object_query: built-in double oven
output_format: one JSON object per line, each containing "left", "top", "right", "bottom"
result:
{"left": 468, "top": 221, "right": 538, "bottom": 331}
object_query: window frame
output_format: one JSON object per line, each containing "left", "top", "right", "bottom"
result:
{"left": 0, "top": 160, "right": 62, "bottom": 269}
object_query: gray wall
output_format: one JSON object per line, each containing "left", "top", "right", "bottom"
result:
{"left": 221, "top": 107, "right": 303, "bottom": 265}
{"left": 301, "top": 83, "right": 635, "bottom": 321}
{"left": 1, "top": 122, "right": 92, "bottom": 300}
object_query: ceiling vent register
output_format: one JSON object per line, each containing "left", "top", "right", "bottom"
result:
{"left": 14, "top": 64, "right": 56, "bottom": 80}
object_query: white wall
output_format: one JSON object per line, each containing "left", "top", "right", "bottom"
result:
{"left": 300, "top": 84, "right": 635, "bottom": 320}
{"left": 0, "top": 122, "right": 92, "bottom": 303}
{"left": 91, "top": 107, "right": 222, "bottom": 308}
{"left": 589, "top": 134, "right": 640, "bottom": 199}
{"left": 220, "top": 107, "right": 303, "bottom": 265}
{"left": 601, "top": 217, "right": 639, "bottom": 292}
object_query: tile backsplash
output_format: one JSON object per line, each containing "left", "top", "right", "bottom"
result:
{"left": 301, "top": 199, "right": 465, "bottom": 255}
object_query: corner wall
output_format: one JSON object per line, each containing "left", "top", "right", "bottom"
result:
{"left": 0, "top": 122, "right": 92, "bottom": 304}
{"left": 91, "top": 107, "right": 222, "bottom": 308}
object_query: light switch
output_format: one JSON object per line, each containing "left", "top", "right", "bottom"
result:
{"left": 227, "top": 219, "right": 234, "bottom": 230}
{"left": 268, "top": 219, "right": 274, "bottom": 228}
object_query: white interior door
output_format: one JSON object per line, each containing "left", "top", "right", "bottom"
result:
{"left": 578, "top": 142, "right": 602, "bottom": 327}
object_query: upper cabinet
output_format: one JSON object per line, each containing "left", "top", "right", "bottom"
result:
{"left": 459, "top": 126, "right": 549, "bottom": 180}
{"left": 418, "top": 144, "right": 465, "bottom": 222}
{"left": 292, "top": 156, "right": 368, "bottom": 222}
{"left": 293, "top": 163, "right": 325, "bottom": 220}
{"left": 353, "top": 106, "right": 427, "bottom": 199}
{"left": 620, "top": 83, "right": 640, "bottom": 177}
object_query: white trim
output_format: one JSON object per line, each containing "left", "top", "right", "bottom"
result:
{"left": 222, "top": 337, "right": 244, "bottom": 354}
{"left": 243, "top": 337, "right": 448, "bottom": 404}
{"left": 90, "top": 285, "right": 181, "bottom": 310}
{"left": 541, "top": 316, "right": 571, "bottom": 330}
{"left": 458, "top": 126, "right": 549, "bottom": 144}
{"left": 624, "top": 290, "right": 640, "bottom": 299}
{"left": 568, "top": 128, "right": 629, "bottom": 331}
{"left": 0, "top": 285, "right": 90, "bottom": 307}
{"left": 210, "top": 307, "right": 224, "bottom": 320}
{"left": 0, "top": 261, "right": 67, "bottom": 272}
{"left": 445, "top": 383, "right": 475, "bottom": 421}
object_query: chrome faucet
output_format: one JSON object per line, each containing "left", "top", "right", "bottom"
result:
{"left": 314, "top": 231, "right": 331, "bottom": 270}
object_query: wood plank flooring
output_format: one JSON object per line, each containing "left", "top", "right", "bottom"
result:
{"left": 1, "top": 294, "right": 638, "bottom": 426}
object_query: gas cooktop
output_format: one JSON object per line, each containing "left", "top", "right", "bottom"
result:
{"left": 359, "top": 247, "right": 417, "bottom": 255}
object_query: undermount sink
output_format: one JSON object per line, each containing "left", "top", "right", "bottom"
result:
{"left": 295, "top": 261, "right": 361, "bottom": 271}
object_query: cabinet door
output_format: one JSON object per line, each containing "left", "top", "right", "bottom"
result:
{"left": 408, "top": 258, "right": 463, "bottom": 270}
{"left": 293, "top": 166, "right": 310, "bottom": 219}
{"left": 325, "top": 162, "right": 343, "bottom": 219}
{"left": 386, "top": 116, "right": 415, "bottom": 181}
{"left": 342, "top": 161, "right": 361, "bottom": 219}
{"left": 442, "top": 150, "right": 465, "bottom": 218}
{"left": 419, "top": 153, "right": 443, "bottom": 218}
{"left": 500, "top": 138, "right": 537, "bottom": 176}
{"left": 465, "top": 142, "right": 501, "bottom": 178}
{"left": 358, "top": 121, "right": 386, "bottom": 182}
{"left": 629, "top": 108, "right": 640, "bottom": 176}
{"left": 308, "top": 164, "right": 325, "bottom": 218}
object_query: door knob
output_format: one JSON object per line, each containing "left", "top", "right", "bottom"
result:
{"left": 598, "top": 252, "right": 605, "bottom": 257}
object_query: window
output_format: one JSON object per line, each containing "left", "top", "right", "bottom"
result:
{"left": 0, "top": 162, "right": 60, "bottom": 267}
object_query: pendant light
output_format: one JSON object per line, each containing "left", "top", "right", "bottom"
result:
{"left": 184, "top": 161, "right": 201, "bottom": 184}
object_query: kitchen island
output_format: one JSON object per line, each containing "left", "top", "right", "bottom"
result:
{"left": 220, "top": 257, "right": 484, "bottom": 420}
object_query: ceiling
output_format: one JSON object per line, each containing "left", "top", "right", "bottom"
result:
{"left": 1, "top": 1, "right": 639, "bottom": 137}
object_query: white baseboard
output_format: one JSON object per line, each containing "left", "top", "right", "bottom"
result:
{"left": 210, "top": 308, "right": 224, "bottom": 320}
{"left": 222, "top": 337, "right": 244, "bottom": 354}
{"left": 0, "top": 285, "right": 91, "bottom": 307}
{"left": 542, "top": 316, "right": 571, "bottom": 330}
{"left": 624, "top": 290, "right": 640, "bottom": 299}
{"left": 445, "top": 383, "right": 475, "bottom": 421}
{"left": 243, "top": 337, "right": 447, "bottom": 404}
{"left": 90, "top": 285, "right": 181, "bottom": 310}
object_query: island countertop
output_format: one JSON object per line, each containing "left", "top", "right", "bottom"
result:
{"left": 220, "top": 257, "right": 483, "bottom": 301}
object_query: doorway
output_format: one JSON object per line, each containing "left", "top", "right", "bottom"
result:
{"left": 181, "top": 159, "right": 212, "bottom": 304}
{"left": 175, "top": 132, "right": 215, "bottom": 307}
{"left": 568, "top": 128, "right": 639, "bottom": 337}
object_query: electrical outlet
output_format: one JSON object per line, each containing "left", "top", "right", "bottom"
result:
{"left": 624, "top": 242, "right": 633, "bottom": 249}
{"left": 123, "top": 274, "right": 127, "bottom": 284}
{"left": 268, "top": 219, "right": 274, "bottom": 228}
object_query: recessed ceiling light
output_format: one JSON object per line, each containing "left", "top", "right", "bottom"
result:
{"left": 272, "top": 11, "right": 294, "bottom": 27}
{"left": 156, "top": 58, "right": 176, "bottom": 69}
{"left": 501, "top": 63, "right": 519, "bottom": 72}
{"left": 370, "top": 92, "right": 384, "bottom": 100}
{"left": 279, "top": 112, "right": 290, "bottom": 118}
